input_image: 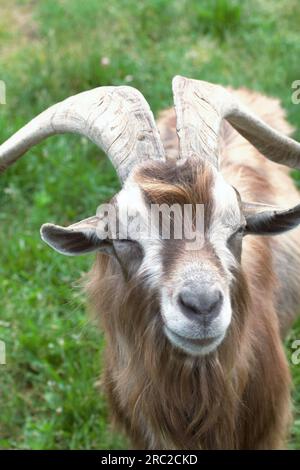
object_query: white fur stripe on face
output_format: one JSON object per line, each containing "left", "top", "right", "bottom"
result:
{"left": 117, "top": 179, "right": 163, "bottom": 288}
{"left": 117, "top": 171, "right": 241, "bottom": 289}
{"left": 209, "top": 173, "right": 241, "bottom": 274}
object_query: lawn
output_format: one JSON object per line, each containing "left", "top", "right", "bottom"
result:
{"left": 0, "top": 0, "right": 299, "bottom": 449}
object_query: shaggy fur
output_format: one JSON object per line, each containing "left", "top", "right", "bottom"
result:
{"left": 86, "top": 241, "right": 291, "bottom": 449}
{"left": 84, "top": 89, "right": 300, "bottom": 449}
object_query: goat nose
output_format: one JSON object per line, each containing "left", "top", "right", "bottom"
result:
{"left": 178, "top": 285, "right": 223, "bottom": 319}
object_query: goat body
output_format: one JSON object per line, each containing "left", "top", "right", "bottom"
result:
{"left": 86, "top": 89, "right": 300, "bottom": 449}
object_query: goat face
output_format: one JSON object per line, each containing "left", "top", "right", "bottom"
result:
{"left": 40, "top": 156, "right": 300, "bottom": 357}
{"left": 39, "top": 158, "right": 244, "bottom": 357}
{"left": 129, "top": 159, "right": 244, "bottom": 356}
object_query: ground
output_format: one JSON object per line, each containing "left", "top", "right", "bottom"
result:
{"left": 0, "top": 0, "right": 299, "bottom": 449}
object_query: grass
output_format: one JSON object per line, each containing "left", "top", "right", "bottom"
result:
{"left": 0, "top": 0, "right": 300, "bottom": 449}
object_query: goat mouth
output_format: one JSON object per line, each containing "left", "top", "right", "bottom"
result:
{"left": 164, "top": 326, "right": 223, "bottom": 355}
{"left": 169, "top": 330, "right": 217, "bottom": 346}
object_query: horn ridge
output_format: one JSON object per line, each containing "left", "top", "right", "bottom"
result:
{"left": 0, "top": 85, "right": 165, "bottom": 181}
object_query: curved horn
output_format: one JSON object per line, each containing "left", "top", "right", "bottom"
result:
{"left": 0, "top": 86, "right": 165, "bottom": 182}
{"left": 172, "top": 75, "right": 300, "bottom": 169}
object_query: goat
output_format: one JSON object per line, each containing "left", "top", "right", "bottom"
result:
{"left": 1, "top": 76, "right": 300, "bottom": 449}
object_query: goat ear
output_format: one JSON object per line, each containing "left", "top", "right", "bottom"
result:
{"left": 40, "top": 216, "right": 112, "bottom": 256}
{"left": 242, "top": 202, "right": 300, "bottom": 235}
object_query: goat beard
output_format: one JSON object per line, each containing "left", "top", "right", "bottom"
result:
{"left": 84, "top": 254, "right": 255, "bottom": 449}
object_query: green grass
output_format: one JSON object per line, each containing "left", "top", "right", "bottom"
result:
{"left": 0, "top": 0, "right": 300, "bottom": 449}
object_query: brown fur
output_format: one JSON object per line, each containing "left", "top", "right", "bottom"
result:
{"left": 84, "top": 88, "right": 299, "bottom": 449}
{"left": 85, "top": 243, "right": 291, "bottom": 449}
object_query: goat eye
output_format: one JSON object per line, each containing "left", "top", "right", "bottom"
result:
{"left": 112, "top": 239, "right": 141, "bottom": 254}
{"left": 235, "top": 226, "right": 245, "bottom": 235}
{"left": 227, "top": 226, "right": 244, "bottom": 244}
{"left": 113, "top": 238, "right": 138, "bottom": 246}
{"left": 112, "top": 239, "right": 144, "bottom": 279}
{"left": 227, "top": 226, "right": 244, "bottom": 260}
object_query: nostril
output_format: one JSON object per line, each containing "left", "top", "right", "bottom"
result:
{"left": 178, "top": 292, "right": 199, "bottom": 315}
{"left": 206, "top": 291, "right": 222, "bottom": 313}
{"left": 178, "top": 286, "right": 223, "bottom": 318}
